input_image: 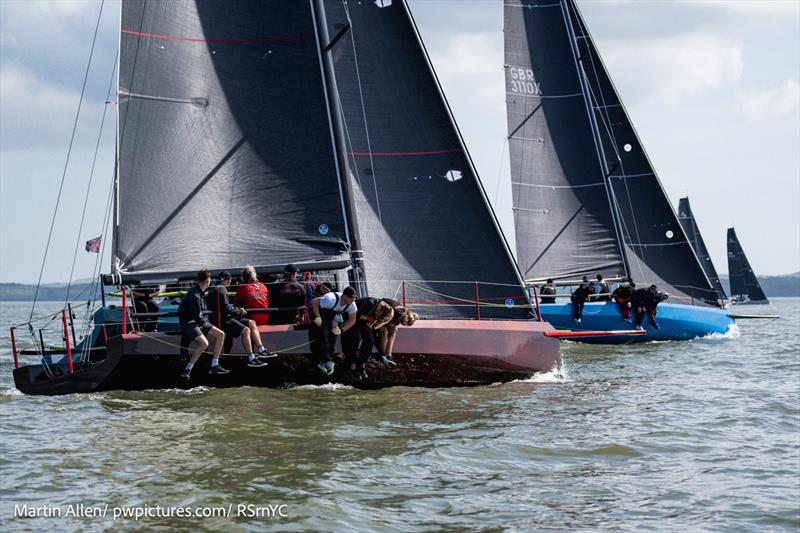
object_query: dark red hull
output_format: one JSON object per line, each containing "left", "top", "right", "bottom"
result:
{"left": 13, "top": 320, "right": 561, "bottom": 395}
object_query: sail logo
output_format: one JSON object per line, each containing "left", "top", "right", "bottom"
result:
{"left": 508, "top": 67, "right": 540, "bottom": 96}
{"left": 444, "top": 170, "right": 463, "bottom": 182}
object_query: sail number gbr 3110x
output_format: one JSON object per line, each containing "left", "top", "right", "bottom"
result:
{"left": 508, "top": 67, "right": 541, "bottom": 96}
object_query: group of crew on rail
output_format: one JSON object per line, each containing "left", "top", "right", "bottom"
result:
{"left": 538, "top": 273, "right": 669, "bottom": 330}
{"left": 127, "top": 264, "right": 419, "bottom": 382}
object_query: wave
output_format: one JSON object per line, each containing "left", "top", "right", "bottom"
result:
{"left": 289, "top": 382, "right": 354, "bottom": 391}
{"left": 511, "top": 363, "right": 571, "bottom": 384}
{"left": 699, "top": 323, "right": 741, "bottom": 341}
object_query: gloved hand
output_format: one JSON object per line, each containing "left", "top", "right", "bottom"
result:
{"left": 313, "top": 316, "right": 322, "bottom": 327}
{"left": 331, "top": 325, "right": 342, "bottom": 336}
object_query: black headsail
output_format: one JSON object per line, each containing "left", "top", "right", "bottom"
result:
{"left": 321, "top": 0, "right": 530, "bottom": 319}
{"left": 678, "top": 198, "right": 727, "bottom": 304}
{"left": 726, "top": 228, "right": 768, "bottom": 303}
{"left": 504, "top": 0, "right": 720, "bottom": 307}
{"left": 114, "top": 0, "right": 350, "bottom": 278}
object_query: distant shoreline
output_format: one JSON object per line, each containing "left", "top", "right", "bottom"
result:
{"left": 1, "top": 273, "right": 798, "bottom": 301}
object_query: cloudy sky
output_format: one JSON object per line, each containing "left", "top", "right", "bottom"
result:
{"left": 1, "top": 0, "right": 798, "bottom": 284}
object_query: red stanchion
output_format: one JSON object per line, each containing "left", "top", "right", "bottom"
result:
{"left": 402, "top": 281, "right": 407, "bottom": 308}
{"left": 102, "top": 324, "right": 108, "bottom": 345}
{"left": 475, "top": 282, "right": 481, "bottom": 321}
{"left": 531, "top": 284, "right": 543, "bottom": 321}
{"left": 121, "top": 287, "right": 127, "bottom": 335}
{"left": 61, "top": 309, "right": 74, "bottom": 374}
{"left": 10, "top": 326, "right": 18, "bottom": 369}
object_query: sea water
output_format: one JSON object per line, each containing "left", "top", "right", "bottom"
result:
{"left": 1, "top": 299, "right": 797, "bottom": 532}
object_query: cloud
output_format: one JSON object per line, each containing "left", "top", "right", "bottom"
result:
{"left": 427, "top": 32, "right": 505, "bottom": 113}
{"left": 710, "top": 0, "right": 800, "bottom": 17}
{"left": 737, "top": 78, "right": 800, "bottom": 122}
{"left": 601, "top": 34, "right": 744, "bottom": 107}
{"left": 0, "top": 61, "right": 108, "bottom": 150}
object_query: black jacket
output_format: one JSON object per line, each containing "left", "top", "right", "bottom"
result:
{"left": 205, "top": 283, "right": 242, "bottom": 326}
{"left": 178, "top": 285, "right": 207, "bottom": 326}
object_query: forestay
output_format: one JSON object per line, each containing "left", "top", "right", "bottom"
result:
{"left": 115, "top": 0, "right": 348, "bottom": 276}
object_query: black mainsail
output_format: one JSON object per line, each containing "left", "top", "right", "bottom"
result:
{"left": 504, "top": 0, "right": 720, "bottom": 307}
{"left": 726, "top": 227, "right": 768, "bottom": 303}
{"left": 321, "top": 0, "right": 530, "bottom": 319}
{"left": 115, "top": 1, "right": 350, "bottom": 276}
{"left": 678, "top": 197, "right": 727, "bottom": 304}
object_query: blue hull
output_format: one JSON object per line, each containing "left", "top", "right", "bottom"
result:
{"left": 539, "top": 302, "right": 734, "bottom": 343}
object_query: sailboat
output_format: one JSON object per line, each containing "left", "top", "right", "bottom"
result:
{"left": 727, "top": 228, "right": 769, "bottom": 305}
{"left": 678, "top": 197, "right": 727, "bottom": 305}
{"left": 503, "top": 0, "right": 734, "bottom": 342}
{"left": 12, "top": 0, "right": 561, "bottom": 395}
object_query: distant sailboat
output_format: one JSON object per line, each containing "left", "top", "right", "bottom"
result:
{"left": 503, "top": 0, "right": 734, "bottom": 341}
{"left": 677, "top": 197, "right": 727, "bottom": 305}
{"left": 727, "top": 228, "right": 769, "bottom": 305}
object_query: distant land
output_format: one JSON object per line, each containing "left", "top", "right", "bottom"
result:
{"left": 0, "top": 273, "right": 798, "bottom": 301}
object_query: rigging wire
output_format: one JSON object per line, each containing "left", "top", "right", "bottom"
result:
{"left": 29, "top": 0, "right": 106, "bottom": 321}
{"left": 65, "top": 52, "right": 118, "bottom": 308}
{"left": 342, "top": 0, "right": 383, "bottom": 223}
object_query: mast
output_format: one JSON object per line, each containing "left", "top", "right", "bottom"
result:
{"left": 310, "top": 0, "right": 366, "bottom": 293}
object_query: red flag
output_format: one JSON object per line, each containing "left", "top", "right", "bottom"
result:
{"left": 85, "top": 236, "right": 102, "bottom": 253}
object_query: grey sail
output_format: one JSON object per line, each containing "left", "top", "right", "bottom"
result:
{"left": 504, "top": 0, "right": 625, "bottom": 282}
{"left": 678, "top": 198, "right": 727, "bottom": 304}
{"left": 322, "top": 0, "right": 530, "bottom": 319}
{"left": 504, "top": 0, "right": 720, "bottom": 307}
{"left": 115, "top": 0, "right": 349, "bottom": 276}
{"left": 726, "top": 228, "right": 768, "bottom": 303}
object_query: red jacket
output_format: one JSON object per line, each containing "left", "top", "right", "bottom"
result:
{"left": 234, "top": 282, "right": 270, "bottom": 326}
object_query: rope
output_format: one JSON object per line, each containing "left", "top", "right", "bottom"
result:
{"left": 65, "top": 51, "right": 118, "bottom": 307}
{"left": 403, "top": 281, "right": 533, "bottom": 310}
{"left": 30, "top": 0, "right": 105, "bottom": 321}
{"left": 133, "top": 331, "right": 312, "bottom": 357}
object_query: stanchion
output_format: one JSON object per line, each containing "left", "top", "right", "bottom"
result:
{"left": 475, "top": 282, "right": 481, "bottom": 321}
{"left": 10, "top": 326, "right": 18, "bottom": 369}
{"left": 402, "top": 281, "right": 407, "bottom": 308}
{"left": 121, "top": 287, "right": 127, "bottom": 335}
{"left": 531, "top": 284, "right": 543, "bottom": 321}
{"left": 61, "top": 309, "right": 74, "bottom": 374}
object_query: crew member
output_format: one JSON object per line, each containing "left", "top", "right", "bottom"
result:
{"left": 347, "top": 297, "right": 397, "bottom": 381}
{"left": 539, "top": 279, "right": 557, "bottom": 304}
{"left": 612, "top": 280, "right": 635, "bottom": 321}
{"left": 131, "top": 286, "right": 160, "bottom": 332}
{"left": 206, "top": 271, "right": 274, "bottom": 367}
{"left": 631, "top": 284, "right": 669, "bottom": 330}
{"left": 590, "top": 273, "right": 610, "bottom": 302}
{"left": 271, "top": 264, "right": 306, "bottom": 325}
{"left": 310, "top": 286, "right": 358, "bottom": 376}
{"left": 234, "top": 265, "right": 270, "bottom": 326}
{"left": 373, "top": 299, "right": 418, "bottom": 369}
{"left": 178, "top": 269, "right": 227, "bottom": 379}
{"left": 570, "top": 276, "right": 593, "bottom": 322}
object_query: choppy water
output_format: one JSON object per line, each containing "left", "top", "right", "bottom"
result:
{"left": 1, "top": 299, "right": 798, "bottom": 532}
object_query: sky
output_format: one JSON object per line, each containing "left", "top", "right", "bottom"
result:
{"left": 0, "top": 0, "right": 798, "bottom": 284}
